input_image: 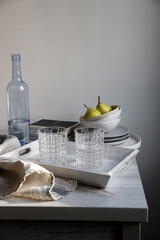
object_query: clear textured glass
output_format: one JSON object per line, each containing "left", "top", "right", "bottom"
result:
{"left": 38, "top": 127, "right": 67, "bottom": 165}
{"left": 74, "top": 127, "right": 104, "bottom": 169}
{"left": 6, "top": 54, "right": 30, "bottom": 145}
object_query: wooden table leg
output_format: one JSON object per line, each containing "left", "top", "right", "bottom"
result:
{"left": 123, "top": 222, "right": 141, "bottom": 240}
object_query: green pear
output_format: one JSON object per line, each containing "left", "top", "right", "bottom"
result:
{"left": 84, "top": 104, "right": 101, "bottom": 119}
{"left": 96, "top": 96, "right": 112, "bottom": 114}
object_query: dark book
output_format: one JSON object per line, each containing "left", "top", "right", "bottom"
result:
{"left": 30, "top": 119, "right": 80, "bottom": 141}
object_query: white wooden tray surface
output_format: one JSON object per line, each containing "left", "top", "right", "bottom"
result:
{"left": 2, "top": 140, "right": 139, "bottom": 188}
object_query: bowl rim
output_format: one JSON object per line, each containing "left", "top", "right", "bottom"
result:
{"left": 81, "top": 105, "right": 120, "bottom": 121}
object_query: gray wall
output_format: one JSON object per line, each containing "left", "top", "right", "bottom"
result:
{"left": 0, "top": 0, "right": 160, "bottom": 239}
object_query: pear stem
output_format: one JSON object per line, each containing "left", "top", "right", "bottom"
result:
{"left": 98, "top": 96, "right": 101, "bottom": 104}
{"left": 84, "top": 104, "right": 88, "bottom": 109}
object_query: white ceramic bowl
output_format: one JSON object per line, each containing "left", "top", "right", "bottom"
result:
{"left": 80, "top": 117, "right": 121, "bottom": 132}
{"left": 83, "top": 105, "right": 120, "bottom": 122}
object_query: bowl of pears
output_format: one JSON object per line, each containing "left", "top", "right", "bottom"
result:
{"left": 80, "top": 96, "right": 121, "bottom": 132}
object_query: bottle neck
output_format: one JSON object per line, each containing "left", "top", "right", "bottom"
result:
{"left": 12, "top": 60, "right": 22, "bottom": 81}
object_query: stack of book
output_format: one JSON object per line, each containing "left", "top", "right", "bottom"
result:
{"left": 30, "top": 119, "right": 80, "bottom": 141}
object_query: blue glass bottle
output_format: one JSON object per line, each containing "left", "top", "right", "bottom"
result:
{"left": 6, "top": 54, "right": 30, "bottom": 145}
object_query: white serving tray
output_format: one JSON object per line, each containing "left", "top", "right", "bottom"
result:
{"left": 2, "top": 140, "right": 139, "bottom": 188}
